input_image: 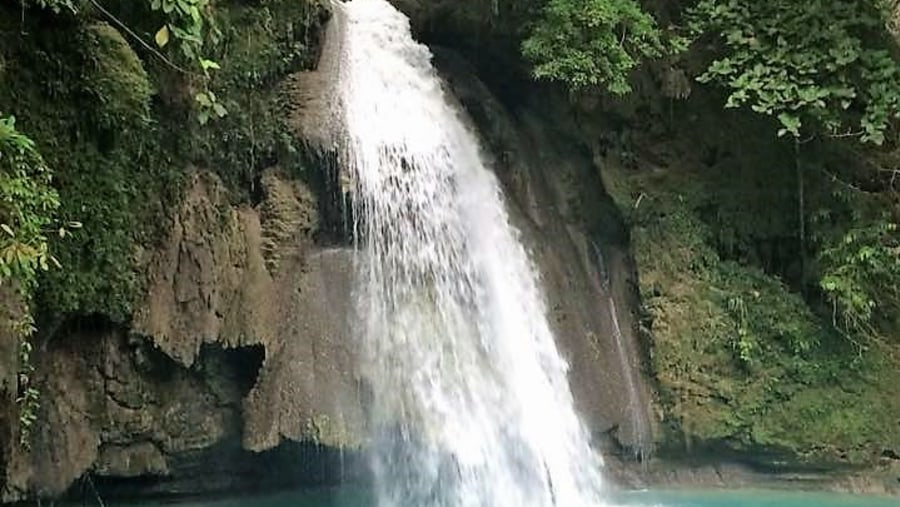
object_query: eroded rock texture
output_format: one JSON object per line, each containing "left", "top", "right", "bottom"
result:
{"left": 1, "top": 171, "right": 365, "bottom": 502}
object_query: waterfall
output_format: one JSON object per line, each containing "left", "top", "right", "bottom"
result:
{"left": 337, "top": 1, "right": 607, "bottom": 506}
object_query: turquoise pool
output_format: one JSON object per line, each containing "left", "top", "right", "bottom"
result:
{"left": 136, "top": 488, "right": 897, "bottom": 507}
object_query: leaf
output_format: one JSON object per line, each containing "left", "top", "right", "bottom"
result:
{"left": 777, "top": 112, "right": 801, "bottom": 137}
{"left": 213, "top": 103, "right": 227, "bottom": 118}
{"left": 0, "top": 224, "right": 13, "bottom": 237}
{"left": 200, "top": 59, "right": 221, "bottom": 71}
{"left": 195, "top": 92, "right": 211, "bottom": 107}
{"left": 155, "top": 25, "right": 170, "bottom": 48}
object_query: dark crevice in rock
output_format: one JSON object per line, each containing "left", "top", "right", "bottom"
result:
{"left": 64, "top": 440, "right": 366, "bottom": 503}
{"left": 305, "top": 151, "right": 354, "bottom": 246}
{"left": 250, "top": 172, "right": 267, "bottom": 207}
{"left": 37, "top": 313, "right": 116, "bottom": 352}
{"left": 197, "top": 344, "right": 265, "bottom": 399}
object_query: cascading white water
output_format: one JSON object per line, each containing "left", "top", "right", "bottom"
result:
{"left": 338, "top": 1, "right": 607, "bottom": 506}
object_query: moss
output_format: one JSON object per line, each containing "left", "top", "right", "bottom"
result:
{"left": 183, "top": 0, "right": 329, "bottom": 197}
{"left": 0, "top": 11, "right": 170, "bottom": 321}
{"left": 608, "top": 155, "right": 900, "bottom": 466}
{"left": 0, "top": 0, "right": 327, "bottom": 323}
{"left": 83, "top": 22, "right": 153, "bottom": 131}
{"left": 216, "top": 0, "right": 329, "bottom": 90}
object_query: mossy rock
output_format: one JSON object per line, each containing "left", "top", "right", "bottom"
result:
{"left": 0, "top": 0, "right": 329, "bottom": 322}
{"left": 607, "top": 155, "right": 900, "bottom": 466}
{"left": 82, "top": 22, "right": 152, "bottom": 130}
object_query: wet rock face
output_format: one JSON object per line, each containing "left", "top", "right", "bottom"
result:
{"left": 134, "top": 171, "right": 278, "bottom": 367}
{"left": 432, "top": 49, "right": 656, "bottom": 458}
{"left": 21, "top": 331, "right": 243, "bottom": 498}
{"left": 134, "top": 170, "right": 365, "bottom": 453}
{"left": 2, "top": 328, "right": 358, "bottom": 501}
{"left": 0, "top": 287, "right": 24, "bottom": 500}
{"left": 1, "top": 171, "right": 366, "bottom": 502}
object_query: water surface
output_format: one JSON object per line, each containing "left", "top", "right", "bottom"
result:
{"left": 139, "top": 488, "right": 897, "bottom": 507}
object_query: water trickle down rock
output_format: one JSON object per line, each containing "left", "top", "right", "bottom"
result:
{"left": 283, "top": 4, "right": 355, "bottom": 242}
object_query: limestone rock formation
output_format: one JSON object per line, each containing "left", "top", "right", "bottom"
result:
{"left": 135, "top": 171, "right": 277, "bottom": 367}
{"left": 133, "top": 170, "right": 365, "bottom": 453}
{"left": 1, "top": 170, "right": 365, "bottom": 501}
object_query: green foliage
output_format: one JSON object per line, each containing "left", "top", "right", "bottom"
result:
{"left": 149, "top": 0, "right": 228, "bottom": 123}
{"left": 194, "top": 0, "right": 327, "bottom": 193}
{"left": 796, "top": 152, "right": 900, "bottom": 346}
{"left": 0, "top": 115, "right": 60, "bottom": 285}
{"left": 37, "top": 139, "right": 167, "bottom": 320}
{"left": 16, "top": 318, "right": 39, "bottom": 449}
{"left": 0, "top": 11, "right": 181, "bottom": 320}
{"left": 716, "top": 262, "right": 823, "bottom": 362}
{"left": 0, "top": 0, "right": 326, "bottom": 320}
{"left": 24, "top": 0, "right": 77, "bottom": 14}
{"left": 195, "top": 90, "right": 227, "bottom": 125}
{"left": 215, "top": 0, "right": 327, "bottom": 90}
{"left": 690, "top": 0, "right": 900, "bottom": 144}
{"left": 84, "top": 23, "right": 153, "bottom": 130}
{"left": 150, "top": 0, "right": 213, "bottom": 63}
{"left": 606, "top": 141, "right": 898, "bottom": 463}
{"left": 818, "top": 212, "right": 900, "bottom": 341}
{"left": 522, "top": 0, "right": 679, "bottom": 94}
{"left": 0, "top": 115, "right": 60, "bottom": 449}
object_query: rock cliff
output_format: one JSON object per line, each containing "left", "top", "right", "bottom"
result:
{"left": 2, "top": 170, "right": 365, "bottom": 502}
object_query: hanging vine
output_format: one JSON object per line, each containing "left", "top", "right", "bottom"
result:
{"left": 0, "top": 114, "right": 61, "bottom": 449}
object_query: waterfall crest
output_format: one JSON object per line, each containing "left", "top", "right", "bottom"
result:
{"left": 338, "top": 1, "right": 608, "bottom": 505}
